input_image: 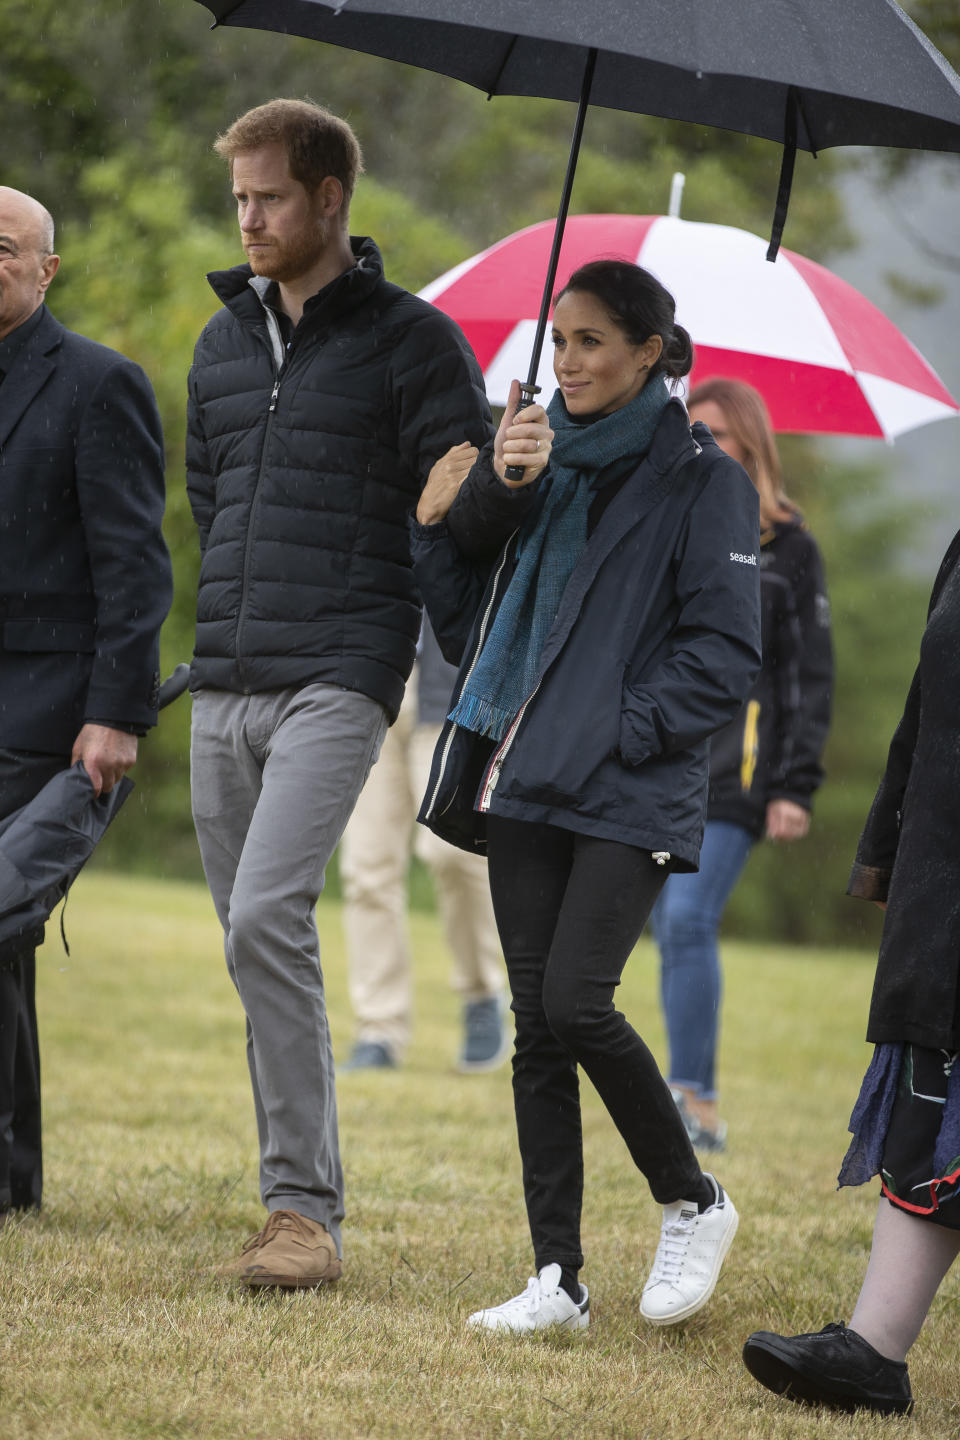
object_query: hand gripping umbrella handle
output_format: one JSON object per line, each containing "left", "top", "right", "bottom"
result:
{"left": 503, "top": 383, "right": 542, "bottom": 484}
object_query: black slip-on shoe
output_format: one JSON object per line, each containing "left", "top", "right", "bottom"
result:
{"left": 743, "top": 1322, "right": 913, "bottom": 1416}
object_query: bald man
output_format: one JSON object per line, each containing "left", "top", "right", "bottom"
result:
{"left": 0, "top": 187, "right": 172, "bottom": 1221}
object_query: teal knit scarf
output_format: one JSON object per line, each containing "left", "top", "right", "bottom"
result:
{"left": 449, "top": 378, "right": 670, "bottom": 741}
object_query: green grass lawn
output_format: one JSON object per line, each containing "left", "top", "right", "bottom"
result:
{"left": 1, "top": 872, "right": 956, "bottom": 1439}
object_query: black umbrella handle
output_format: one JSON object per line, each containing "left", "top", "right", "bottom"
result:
{"left": 502, "top": 382, "right": 543, "bottom": 483}
{"left": 503, "top": 47, "right": 597, "bottom": 484}
{"left": 158, "top": 662, "right": 191, "bottom": 710}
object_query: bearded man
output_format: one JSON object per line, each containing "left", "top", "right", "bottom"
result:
{"left": 186, "top": 99, "right": 492, "bottom": 1287}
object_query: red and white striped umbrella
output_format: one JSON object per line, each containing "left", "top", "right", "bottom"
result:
{"left": 420, "top": 214, "right": 958, "bottom": 440}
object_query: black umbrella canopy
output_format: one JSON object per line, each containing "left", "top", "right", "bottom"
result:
{"left": 198, "top": 0, "right": 960, "bottom": 468}
{"left": 200, "top": 0, "right": 960, "bottom": 154}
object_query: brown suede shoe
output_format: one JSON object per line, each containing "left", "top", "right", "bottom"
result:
{"left": 242, "top": 1209, "right": 342, "bottom": 1289}
{"left": 215, "top": 1227, "right": 267, "bottom": 1278}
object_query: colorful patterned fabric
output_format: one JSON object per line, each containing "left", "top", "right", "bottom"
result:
{"left": 840, "top": 1043, "right": 960, "bottom": 1229}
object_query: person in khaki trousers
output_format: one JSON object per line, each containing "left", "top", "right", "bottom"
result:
{"left": 340, "top": 620, "right": 508, "bottom": 1072}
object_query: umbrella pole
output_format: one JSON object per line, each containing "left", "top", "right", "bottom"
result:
{"left": 503, "top": 47, "right": 597, "bottom": 480}
{"left": 766, "top": 88, "right": 801, "bottom": 263}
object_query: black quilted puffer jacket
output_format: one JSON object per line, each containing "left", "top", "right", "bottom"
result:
{"left": 186, "top": 237, "right": 492, "bottom": 722}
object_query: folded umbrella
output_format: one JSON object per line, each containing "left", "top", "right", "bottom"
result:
{"left": 0, "top": 765, "right": 132, "bottom": 960}
{"left": 0, "top": 665, "right": 192, "bottom": 960}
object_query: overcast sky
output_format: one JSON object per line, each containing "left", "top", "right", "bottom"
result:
{"left": 824, "top": 149, "right": 960, "bottom": 566}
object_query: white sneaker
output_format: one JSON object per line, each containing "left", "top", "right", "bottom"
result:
{"left": 639, "top": 1175, "right": 738, "bottom": 1325}
{"left": 467, "top": 1263, "right": 590, "bottom": 1333}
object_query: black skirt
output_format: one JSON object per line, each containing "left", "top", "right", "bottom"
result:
{"left": 880, "top": 1046, "right": 960, "bottom": 1229}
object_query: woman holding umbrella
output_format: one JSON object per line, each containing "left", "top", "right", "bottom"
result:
{"left": 411, "top": 259, "right": 761, "bottom": 1331}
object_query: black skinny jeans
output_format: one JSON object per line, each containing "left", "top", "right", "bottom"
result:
{"left": 486, "top": 815, "right": 704, "bottom": 1273}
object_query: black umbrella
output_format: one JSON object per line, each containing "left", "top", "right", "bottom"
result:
{"left": 0, "top": 664, "right": 192, "bottom": 959}
{"left": 197, "top": 0, "right": 960, "bottom": 470}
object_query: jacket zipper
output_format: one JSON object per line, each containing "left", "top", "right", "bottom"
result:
{"left": 234, "top": 306, "right": 287, "bottom": 688}
{"left": 477, "top": 681, "right": 540, "bottom": 812}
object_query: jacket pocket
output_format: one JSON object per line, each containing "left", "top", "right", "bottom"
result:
{"left": 2, "top": 619, "right": 96, "bottom": 653}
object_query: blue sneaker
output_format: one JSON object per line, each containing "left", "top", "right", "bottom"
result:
{"left": 340, "top": 1041, "right": 396, "bottom": 1071}
{"left": 458, "top": 997, "right": 511, "bottom": 1073}
{"left": 671, "top": 1087, "right": 727, "bottom": 1153}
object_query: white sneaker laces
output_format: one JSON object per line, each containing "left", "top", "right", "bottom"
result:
{"left": 517, "top": 1274, "right": 547, "bottom": 1314}
{"left": 649, "top": 1214, "right": 695, "bottom": 1285}
{"left": 489, "top": 1274, "right": 548, "bottom": 1319}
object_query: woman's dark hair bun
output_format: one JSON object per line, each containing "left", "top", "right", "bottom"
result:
{"left": 661, "top": 322, "right": 694, "bottom": 380}
{"left": 555, "top": 259, "right": 694, "bottom": 382}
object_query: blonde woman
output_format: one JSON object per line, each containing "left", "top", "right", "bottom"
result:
{"left": 652, "top": 378, "right": 833, "bottom": 1150}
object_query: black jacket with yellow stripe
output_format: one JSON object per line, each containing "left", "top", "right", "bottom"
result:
{"left": 706, "top": 518, "right": 832, "bottom": 838}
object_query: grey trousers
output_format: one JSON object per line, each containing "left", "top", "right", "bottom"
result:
{"left": 191, "top": 683, "right": 388, "bottom": 1252}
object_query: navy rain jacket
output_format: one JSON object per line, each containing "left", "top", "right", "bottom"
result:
{"left": 411, "top": 400, "right": 762, "bottom": 871}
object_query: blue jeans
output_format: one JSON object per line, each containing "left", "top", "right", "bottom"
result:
{"left": 651, "top": 820, "right": 754, "bottom": 1101}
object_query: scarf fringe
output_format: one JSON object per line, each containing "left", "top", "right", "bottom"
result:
{"left": 448, "top": 692, "right": 515, "bottom": 742}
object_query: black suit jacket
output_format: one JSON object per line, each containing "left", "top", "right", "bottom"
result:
{"left": 0, "top": 306, "right": 172, "bottom": 753}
